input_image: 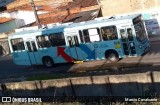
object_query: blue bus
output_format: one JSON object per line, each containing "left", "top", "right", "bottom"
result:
{"left": 8, "top": 14, "right": 150, "bottom": 67}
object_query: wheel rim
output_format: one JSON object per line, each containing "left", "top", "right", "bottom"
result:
{"left": 45, "top": 58, "right": 53, "bottom": 67}
{"left": 109, "top": 54, "right": 117, "bottom": 62}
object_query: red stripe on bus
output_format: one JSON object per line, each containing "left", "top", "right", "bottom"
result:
{"left": 57, "top": 47, "right": 73, "bottom": 62}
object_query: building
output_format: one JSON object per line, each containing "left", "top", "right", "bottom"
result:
{"left": 0, "top": 0, "right": 100, "bottom": 28}
{"left": 0, "top": 0, "right": 100, "bottom": 56}
{"left": 99, "top": 0, "right": 159, "bottom": 16}
{"left": 0, "top": 0, "right": 15, "bottom": 12}
{"left": 0, "top": 17, "right": 16, "bottom": 34}
{"left": 0, "top": 17, "right": 16, "bottom": 55}
{"left": 99, "top": 0, "right": 160, "bottom": 36}
{"left": 0, "top": 0, "right": 15, "bottom": 7}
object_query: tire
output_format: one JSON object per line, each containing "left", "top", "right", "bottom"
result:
{"left": 105, "top": 51, "right": 119, "bottom": 63}
{"left": 42, "top": 57, "right": 54, "bottom": 68}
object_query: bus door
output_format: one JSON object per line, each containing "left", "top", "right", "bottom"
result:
{"left": 66, "top": 35, "right": 83, "bottom": 61}
{"left": 25, "top": 40, "right": 39, "bottom": 65}
{"left": 119, "top": 27, "right": 136, "bottom": 56}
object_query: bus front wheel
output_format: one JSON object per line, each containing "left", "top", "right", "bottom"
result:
{"left": 105, "top": 51, "right": 119, "bottom": 63}
{"left": 42, "top": 57, "right": 54, "bottom": 68}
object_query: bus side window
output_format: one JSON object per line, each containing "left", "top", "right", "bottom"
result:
{"left": 36, "top": 35, "right": 51, "bottom": 48}
{"left": 31, "top": 41, "right": 37, "bottom": 51}
{"left": 120, "top": 29, "right": 126, "bottom": 42}
{"left": 88, "top": 28, "right": 100, "bottom": 42}
{"left": 74, "top": 36, "right": 79, "bottom": 47}
{"left": 101, "top": 26, "right": 118, "bottom": 41}
{"left": 83, "top": 28, "right": 101, "bottom": 43}
{"left": 11, "top": 38, "right": 25, "bottom": 51}
{"left": 44, "top": 36, "right": 51, "bottom": 47}
{"left": 79, "top": 30, "right": 84, "bottom": 43}
{"left": 83, "top": 30, "right": 90, "bottom": 43}
{"left": 26, "top": 42, "right": 32, "bottom": 52}
{"left": 37, "top": 36, "right": 43, "bottom": 48}
{"left": 49, "top": 32, "right": 66, "bottom": 47}
{"left": 127, "top": 28, "right": 133, "bottom": 41}
{"left": 67, "top": 36, "right": 74, "bottom": 47}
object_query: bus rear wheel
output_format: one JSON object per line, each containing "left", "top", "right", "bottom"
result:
{"left": 42, "top": 57, "right": 54, "bottom": 68}
{"left": 105, "top": 51, "right": 119, "bottom": 63}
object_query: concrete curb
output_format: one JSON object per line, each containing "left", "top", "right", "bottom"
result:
{"left": 0, "top": 71, "right": 160, "bottom": 97}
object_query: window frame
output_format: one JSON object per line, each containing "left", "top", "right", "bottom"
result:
{"left": 49, "top": 32, "right": 66, "bottom": 47}
{"left": 11, "top": 38, "right": 25, "bottom": 52}
{"left": 82, "top": 28, "right": 101, "bottom": 43}
{"left": 134, "top": 22, "right": 147, "bottom": 42}
{"left": 127, "top": 28, "right": 134, "bottom": 41}
{"left": 101, "top": 25, "right": 118, "bottom": 41}
{"left": 36, "top": 35, "right": 51, "bottom": 48}
{"left": 79, "top": 30, "right": 85, "bottom": 43}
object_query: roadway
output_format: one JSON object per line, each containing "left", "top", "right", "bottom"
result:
{"left": 0, "top": 38, "right": 160, "bottom": 82}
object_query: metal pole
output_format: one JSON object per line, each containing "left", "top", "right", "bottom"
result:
{"left": 29, "top": 0, "right": 42, "bottom": 29}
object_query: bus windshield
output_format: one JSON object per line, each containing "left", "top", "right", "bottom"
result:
{"left": 134, "top": 22, "right": 147, "bottom": 42}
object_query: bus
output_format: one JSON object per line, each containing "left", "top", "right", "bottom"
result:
{"left": 8, "top": 14, "right": 150, "bottom": 68}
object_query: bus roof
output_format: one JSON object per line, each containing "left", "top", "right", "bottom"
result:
{"left": 9, "top": 24, "right": 67, "bottom": 38}
{"left": 66, "top": 14, "right": 141, "bottom": 29}
{"left": 9, "top": 14, "right": 141, "bottom": 38}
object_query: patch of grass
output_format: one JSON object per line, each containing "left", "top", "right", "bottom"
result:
{"left": 26, "top": 73, "right": 90, "bottom": 81}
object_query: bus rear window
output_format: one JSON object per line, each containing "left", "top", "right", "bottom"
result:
{"left": 11, "top": 38, "right": 25, "bottom": 51}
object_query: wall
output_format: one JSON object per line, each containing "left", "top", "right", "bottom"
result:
{"left": 0, "top": 20, "right": 15, "bottom": 56}
{"left": 7, "top": 0, "right": 73, "bottom": 10}
{"left": 0, "top": 71, "right": 160, "bottom": 98}
{"left": 0, "top": 0, "right": 15, "bottom": 7}
{"left": 0, "top": 10, "right": 47, "bottom": 28}
{"left": 99, "top": 0, "right": 158, "bottom": 16}
{"left": 0, "top": 38, "right": 10, "bottom": 55}
{"left": 0, "top": 30, "right": 14, "bottom": 56}
{"left": 99, "top": 0, "right": 160, "bottom": 36}
{"left": 0, "top": 12, "right": 11, "bottom": 18}
{"left": 0, "top": 20, "right": 16, "bottom": 33}
{"left": 9, "top": 11, "right": 36, "bottom": 27}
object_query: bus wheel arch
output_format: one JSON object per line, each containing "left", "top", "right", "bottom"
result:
{"left": 42, "top": 56, "right": 54, "bottom": 68}
{"left": 105, "top": 49, "right": 119, "bottom": 62}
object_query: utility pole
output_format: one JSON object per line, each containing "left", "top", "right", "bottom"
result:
{"left": 29, "top": 0, "right": 42, "bottom": 29}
